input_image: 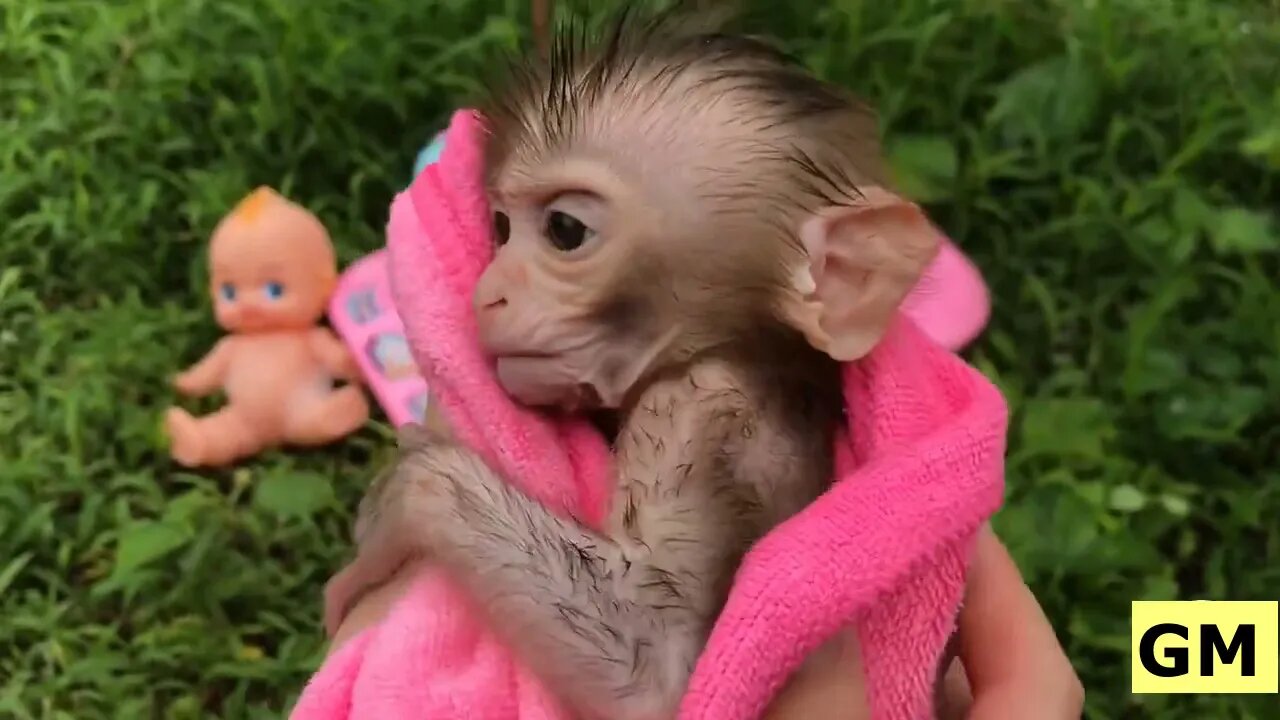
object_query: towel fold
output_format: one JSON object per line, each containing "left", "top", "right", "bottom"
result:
{"left": 291, "top": 109, "right": 1007, "bottom": 720}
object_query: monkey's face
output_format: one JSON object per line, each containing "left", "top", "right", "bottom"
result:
{"left": 473, "top": 11, "right": 949, "bottom": 411}
{"left": 474, "top": 158, "right": 682, "bottom": 412}
{"left": 472, "top": 147, "right": 944, "bottom": 415}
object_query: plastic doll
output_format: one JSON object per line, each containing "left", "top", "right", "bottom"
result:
{"left": 166, "top": 186, "right": 369, "bottom": 467}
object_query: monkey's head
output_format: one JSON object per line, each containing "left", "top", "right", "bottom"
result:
{"left": 473, "top": 5, "right": 942, "bottom": 411}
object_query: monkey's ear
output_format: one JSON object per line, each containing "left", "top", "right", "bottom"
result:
{"left": 789, "top": 188, "right": 942, "bottom": 361}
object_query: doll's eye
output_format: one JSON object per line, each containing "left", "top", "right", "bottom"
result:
{"left": 264, "top": 281, "right": 285, "bottom": 300}
{"left": 220, "top": 283, "right": 237, "bottom": 301}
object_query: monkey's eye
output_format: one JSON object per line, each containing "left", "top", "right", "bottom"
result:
{"left": 545, "top": 210, "right": 591, "bottom": 252}
{"left": 493, "top": 211, "right": 511, "bottom": 246}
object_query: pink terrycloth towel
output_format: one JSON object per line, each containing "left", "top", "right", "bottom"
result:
{"left": 291, "top": 109, "right": 1007, "bottom": 720}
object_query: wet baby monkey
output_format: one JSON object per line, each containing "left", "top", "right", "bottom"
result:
{"left": 326, "top": 6, "right": 944, "bottom": 719}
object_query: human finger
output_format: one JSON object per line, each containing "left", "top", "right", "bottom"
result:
{"left": 954, "top": 525, "right": 1084, "bottom": 719}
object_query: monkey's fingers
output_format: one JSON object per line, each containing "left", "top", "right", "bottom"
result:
{"left": 323, "top": 525, "right": 421, "bottom": 638}
{"left": 323, "top": 564, "right": 365, "bottom": 638}
{"left": 323, "top": 558, "right": 401, "bottom": 638}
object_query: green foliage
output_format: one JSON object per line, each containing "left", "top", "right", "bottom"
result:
{"left": 1, "top": 0, "right": 1277, "bottom": 717}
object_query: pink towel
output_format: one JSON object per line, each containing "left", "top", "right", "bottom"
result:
{"left": 291, "top": 109, "right": 1007, "bottom": 720}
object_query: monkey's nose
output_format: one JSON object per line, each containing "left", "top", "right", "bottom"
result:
{"left": 473, "top": 265, "right": 514, "bottom": 317}
{"left": 478, "top": 295, "right": 508, "bottom": 313}
{"left": 474, "top": 288, "right": 509, "bottom": 324}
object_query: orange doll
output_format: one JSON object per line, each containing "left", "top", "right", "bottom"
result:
{"left": 166, "top": 186, "right": 369, "bottom": 467}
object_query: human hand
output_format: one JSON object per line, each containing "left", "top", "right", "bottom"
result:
{"left": 938, "top": 524, "right": 1084, "bottom": 719}
{"left": 763, "top": 525, "right": 1083, "bottom": 720}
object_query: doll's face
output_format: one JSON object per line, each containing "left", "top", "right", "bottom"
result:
{"left": 208, "top": 191, "right": 336, "bottom": 333}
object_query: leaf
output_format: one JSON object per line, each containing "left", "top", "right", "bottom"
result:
{"left": 1134, "top": 216, "right": 1175, "bottom": 252}
{"left": 987, "top": 52, "right": 1100, "bottom": 145}
{"left": 113, "top": 521, "right": 193, "bottom": 576}
{"left": 1240, "top": 125, "right": 1280, "bottom": 169}
{"left": 0, "top": 552, "right": 33, "bottom": 596}
{"left": 1200, "top": 346, "right": 1245, "bottom": 381}
{"left": 1121, "top": 278, "right": 1192, "bottom": 398}
{"left": 162, "top": 489, "right": 215, "bottom": 524}
{"left": 0, "top": 267, "right": 21, "bottom": 302}
{"left": 232, "top": 468, "right": 254, "bottom": 498}
{"left": 1164, "top": 185, "right": 1216, "bottom": 261}
{"left": 253, "top": 473, "right": 335, "bottom": 520}
{"left": 236, "top": 644, "right": 265, "bottom": 661}
{"left": 1109, "top": 484, "right": 1148, "bottom": 513}
{"left": 1140, "top": 573, "right": 1180, "bottom": 601}
{"left": 165, "top": 695, "right": 203, "bottom": 720}
{"left": 1160, "top": 495, "right": 1191, "bottom": 518}
{"left": 886, "top": 134, "right": 958, "bottom": 202}
{"left": 1019, "top": 397, "right": 1117, "bottom": 461}
{"left": 1171, "top": 186, "right": 1215, "bottom": 235}
{"left": 1159, "top": 384, "right": 1269, "bottom": 441}
{"left": 1210, "top": 207, "right": 1277, "bottom": 255}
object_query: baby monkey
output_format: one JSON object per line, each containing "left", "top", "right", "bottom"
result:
{"left": 326, "top": 6, "right": 943, "bottom": 719}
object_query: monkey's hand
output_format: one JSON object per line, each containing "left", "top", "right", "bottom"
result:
{"left": 323, "top": 433, "right": 468, "bottom": 637}
{"left": 324, "top": 553, "right": 395, "bottom": 638}
{"left": 323, "top": 498, "right": 430, "bottom": 637}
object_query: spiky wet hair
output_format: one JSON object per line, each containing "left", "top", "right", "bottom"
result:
{"left": 478, "top": 1, "right": 887, "bottom": 211}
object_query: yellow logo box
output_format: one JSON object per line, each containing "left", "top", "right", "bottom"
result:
{"left": 1131, "top": 601, "right": 1279, "bottom": 694}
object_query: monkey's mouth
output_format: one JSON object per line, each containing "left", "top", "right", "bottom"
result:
{"left": 493, "top": 354, "right": 597, "bottom": 411}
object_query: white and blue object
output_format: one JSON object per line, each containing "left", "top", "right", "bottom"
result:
{"left": 413, "top": 132, "right": 449, "bottom": 177}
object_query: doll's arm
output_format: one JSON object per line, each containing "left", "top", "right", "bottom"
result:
{"left": 173, "top": 338, "right": 234, "bottom": 397}
{"left": 309, "top": 328, "right": 360, "bottom": 380}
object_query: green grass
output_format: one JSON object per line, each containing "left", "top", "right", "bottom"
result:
{"left": 2, "top": 0, "right": 1277, "bottom": 717}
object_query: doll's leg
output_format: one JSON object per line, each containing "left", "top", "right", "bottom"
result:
{"left": 283, "top": 385, "right": 369, "bottom": 446}
{"left": 166, "top": 406, "right": 267, "bottom": 467}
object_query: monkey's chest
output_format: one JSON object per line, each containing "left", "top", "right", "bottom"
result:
{"left": 610, "top": 394, "right": 831, "bottom": 543}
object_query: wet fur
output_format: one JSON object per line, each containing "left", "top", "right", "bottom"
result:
{"left": 337, "top": 5, "right": 889, "bottom": 718}
{"left": 481, "top": 2, "right": 886, "bottom": 203}
{"left": 357, "top": 329, "right": 840, "bottom": 719}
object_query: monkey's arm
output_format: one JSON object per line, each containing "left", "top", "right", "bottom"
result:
{"left": 359, "top": 451, "right": 730, "bottom": 719}
{"left": 336, "top": 384, "right": 744, "bottom": 720}
{"left": 172, "top": 338, "right": 234, "bottom": 396}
